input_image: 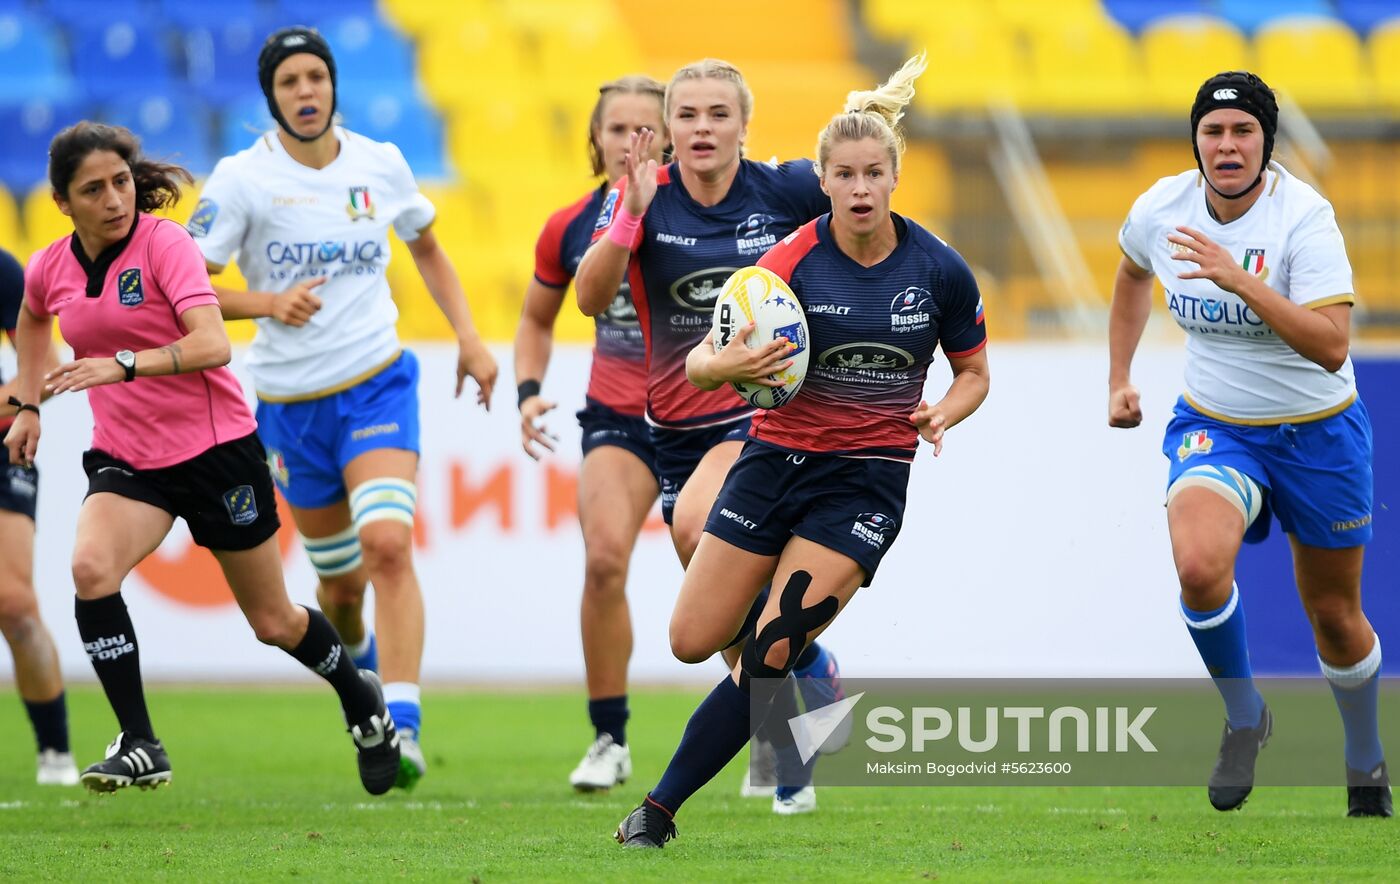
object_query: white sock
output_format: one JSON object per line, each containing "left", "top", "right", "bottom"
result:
{"left": 346, "top": 632, "right": 373, "bottom": 659}
{"left": 383, "top": 682, "right": 421, "bottom": 707}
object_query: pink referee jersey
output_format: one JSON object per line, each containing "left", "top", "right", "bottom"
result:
{"left": 25, "top": 213, "right": 256, "bottom": 469}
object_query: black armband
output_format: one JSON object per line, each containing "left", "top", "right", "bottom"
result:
{"left": 6, "top": 395, "right": 38, "bottom": 416}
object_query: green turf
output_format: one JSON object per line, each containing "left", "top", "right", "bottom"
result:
{"left": 0, "top": 686, "right": 1393, "bottom": 881}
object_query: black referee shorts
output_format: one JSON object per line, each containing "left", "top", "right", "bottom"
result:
{"left": 83, "top": 432, "right": 280, "bottom": 551}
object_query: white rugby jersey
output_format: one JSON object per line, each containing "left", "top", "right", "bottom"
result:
{"left": 191, "top": 127, "right": 435, "bottom": 399}
{"left": 1119, "top": 163, "right": 1356, "bottom": 424}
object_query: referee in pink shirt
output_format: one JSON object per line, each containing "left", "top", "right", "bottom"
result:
{"left": 3, "top": 122, "right": 401, "bottom": 795}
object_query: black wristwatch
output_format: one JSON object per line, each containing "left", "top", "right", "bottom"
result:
{"left": 115, "top": 349, "right": 137, "bottom": 382}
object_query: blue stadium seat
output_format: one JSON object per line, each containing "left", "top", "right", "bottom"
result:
{"left": 102, "top": 93, "right": 215, "bottom": 175}
{"left": 338, "top": 91, "right": 448, "bottom": 180}
{"left": 0, "top": 12, "right": 74, "bottom": 102}
{"left": 0, "top": 99, "right": 84, "bottom": 194}
{"left": 159, "top": 0, "right": 262, "bottom": 32}
{"left": 1216, "top": 0, "right": 1337, "bottom": 33}
{"left": 1102, "top": 0, "right": 1211, "bottom": 33}
{"left": 1336, "top": 1, "right": 1400, "bottom": 34}
{"left": 266, "top": 0, "right": 380, "bottom": 24}
{"left": 185, "top": 19, "right": 268, "bottom": 104}
{"left": 314, "top": 15, "right": 416, "bottom": 90}
{"left": 217, "top": 92, "right": 275, "bottom": 158}
{"left": 70, "top": 22, "right": 177, "bottom": 103}
{"left": 40, "top": 0, "right": 153, "bottom": 30}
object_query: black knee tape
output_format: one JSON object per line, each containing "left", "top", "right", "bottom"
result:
{"left": 738, "top": 570, "right": 837, "bottom": 692}
{"left": 724, "top": 584, "right": 770, "bottom": 650}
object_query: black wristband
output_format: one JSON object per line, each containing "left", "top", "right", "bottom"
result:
{"left": 6, "top": 395, "right": 38, "bottom": 416}
{"left": 517, "top": 379, "right": 542, "bottom": 409}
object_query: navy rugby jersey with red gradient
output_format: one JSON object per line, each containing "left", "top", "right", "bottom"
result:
{"left": 0, "top": 247, "right": 24, "bottom": 435}
{"left": 754, "top": 214, "right": 986, "bottom": 460}
{"left": 591, "top": 158, "right": 829, "bottom": 429}
{"left": 535, "top": 186, "right": 646, "bottom": 415}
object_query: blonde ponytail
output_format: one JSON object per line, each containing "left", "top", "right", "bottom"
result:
{"left": 816, "top": 52, "right": 927, "bottom": 178}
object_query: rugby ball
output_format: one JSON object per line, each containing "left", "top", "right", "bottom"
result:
{"left": 710, "top": 266, "right": 809, "bottom": 409}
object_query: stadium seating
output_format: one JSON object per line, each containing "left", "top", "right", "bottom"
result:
{"left": 1371, "top": 20, "right": 1400, "bottom": 108}
{"left": 1141, "top": 16, "right": 1252, "bottom": 111}
{"left": 1103, "top": 0, "right": 1213, "bottom": 33}
{"left": 314, "top": 15, "right": 417, "bottom": 92}
{"left": 70, "top": 22, "right": 177, "bottom": 104}
{"left": 0, "top": 99, "right": 83, "bottom": 196}
{"left": 1336, "top": 0, "right": 1400, "bottom": 34}
{"left": 0, "top": 11, "right": 72, "bottom": 102}
{"left": 1217, "top": 0, "right": 1337, "bottom": 34}
{"left": 184, "top": 19, "right": 269, "bottom": 105}
{"left": 1023, "top": 17, "right": 1143, "bottom": 113}
{"left": 1255, "top": 16, "right": 1373, "bottom": 109}
{"left": 101, "top": 93, "right": 216, "bottom": 175}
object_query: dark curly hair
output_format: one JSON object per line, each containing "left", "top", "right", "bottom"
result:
{"left": 48, "top": 121, "right": 192, "bottom": 212}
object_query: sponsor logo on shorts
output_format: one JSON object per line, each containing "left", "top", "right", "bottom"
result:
{"left": 1333, "top": 514, "right": 1373, "bottom": 533}
{"left": 851, "top": 512, "right": 896, "bottom": 548}
{"left": 84, "top": 633, "right": 135, "bottom": 662}
{"left": 1177, "top": 430, "right": 1213, "bottom": 461}
{"left": 720, "top": 507, "right": 757, "bottom": 530}
{"left": 350, "top": 422, "right": 400, "bottom": 442}
{"left": 187, "top": 198, "right": 218, "bottom": 237}
{"left": 223, "top": 485, "right": 259, "bottom": 526}
{"left": 6, "top": 466, "right": 36, "bottom": 499}
{"left": 118, "top": 268, "right": 144, "bottom": 306}
{"left": 266, "top": 449, "right": 289, "bottom": 487}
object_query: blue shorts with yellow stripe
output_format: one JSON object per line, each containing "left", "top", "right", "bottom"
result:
{"left": 1162, "top": 395, "right": 1373, "bottom": 548}
{"left": 256, "top": 351, "right": 421, "bottom": 509}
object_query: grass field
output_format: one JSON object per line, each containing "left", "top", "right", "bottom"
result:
{"left": 0, "top": 685, "right": 1394, "bottom": 881}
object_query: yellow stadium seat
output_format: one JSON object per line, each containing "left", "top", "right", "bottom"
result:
{"left": 380, "top": 0, "right": 490, "bottom": 38}
{"left": 0, "top": 186, "right": 23, "bottom": 257}
{"left": 1142, "top": 16, "right": 1251, "bottom": 112}
{"left": 22, "top": 185, "right": 69, "bottom": 259}
{"left": 1255, "top": 17, "right": 1372, "bottom": 110}
{"left": 418, "top": 17, "right": 528, "bottom": 113}
{"left": 1022, "top": 17, "right": 1142, "bottom": 113}
{"left": 910, "top": 20, "right": 1025, "bottom": 112}
{"left": 864, "top": 0, "right": 989, "bottom": 42}
{"left": 615, "top": 0, "right": 850, "bottom": 66}
{"left": 991, "top": 0, "right": 1105, "bottom": 33}
{"left": 1370, "top": 21, "right": 1400, "bottom": 109}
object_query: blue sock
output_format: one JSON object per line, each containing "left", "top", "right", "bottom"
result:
{"left": 384, "top": 681, "right": 421, "bottom": 738}
{"left": 1181, "top": 583, "right": 1264, "bottom": 728}
{"left": 349, "top": 632, "right": 377, "bottom": 674}
{"left": 589, "top": 695, "right": 629, "bottom": 746}
{"left": 1320, "top": 635, "right": 1385, "bottom": 773}
{"left": 792, "top": 642, "right": 823, "bottom": 677}
{"left": 23, "top": 693, "right": 70, "bottom": 753}
{"left": 649, "top": 677, "right": 752, "bottom": 815}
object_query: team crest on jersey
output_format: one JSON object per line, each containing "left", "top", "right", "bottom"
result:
{"left": 735, "top": 212, "right": 777, "bottom": 256}
{"left": 1177, "top": 430, "right": 1214, "bottom": 462}
{"left": 595, "top": 189, "right": 620, "bottom": 232}
{"left": 890, "top": 286, "right": 931, "bottom": 333}
{"left": 1241, "top": 248, "right": 1265, "bottom": 276}
{"left": 117, "top": 269, "right": 143, "bottom": 306}
{"left": 222, "top": 485, "right": 259, "bottom": 526}
{"left": 346, "top": 186, "right": 375, "bottom": 220}
{"left": 187, "top": 198, "right": 218, "bottom": 238}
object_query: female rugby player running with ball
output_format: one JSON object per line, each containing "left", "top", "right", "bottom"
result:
{"left": 6, "top": 122, "right": 399, "bottom": 795}
{"left": 615, "top": 53, "right": 992, "bottom": 847}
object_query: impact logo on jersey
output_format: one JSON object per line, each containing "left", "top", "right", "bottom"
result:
{"left": 346, "top": 186, "right": 375, "bottom": 220}
{"left": 735, "top": 212, "right": 777, "bottom": 257}
{"left": 851, "top": 512, "right": 897, "bottom": 548}
{"left": 187, "top": 198, "right": 218, "bottom": 238}
{"left": 222, "top": 485, "right": 259, "bottom": 526}
{"left": 890, "top": 286, "right": 932, "bottom": 333}
{"left": 1177, "top": 429, "right": 1214, "bottom": 462}
{"left": 117, "top": 269, "right": 144, "bottom": 307}
{"left": 595, "top": 189, "right": 620, "bottom": 232}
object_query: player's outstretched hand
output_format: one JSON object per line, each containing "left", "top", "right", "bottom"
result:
{"left": 46, "top": 357, "right": 124, "bottom": 394}
{"left": 519, "top": 395, "right": 558, "bottom": 460}
{"left": 3, "top": 411, "right": 39, "bottom": 467}
{"left": 1168, "top": 226, "right": 1249, "bottom": 294}
{"left": 1108, "top": 383, "right": 1143, "bottom": 428}
{"left": 622, "top": 129, "right": 660, "bottom": 217}
{"left": 910, "top": 400, "right": 947, "bottom": 456}
{"left": 708, "top": 323, "right": 792, "bottom": 387}
{"left": 458, "top": 336, "right": 498, "bottom": 408}
{"left": 271, "top": 277, "right": 325, "bottom": 327}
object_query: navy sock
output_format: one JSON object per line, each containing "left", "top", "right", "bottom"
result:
{"left": 770, "top": 676, "right": 813, "bottom": 795}
{"left": 649, "top": 677, "right": 752, "bottom": 815}
{"left": 75, "top": 593, "right": 155, "bottom": 741}
{"left": 287, "top": 607, "right": 378, "bottom": 724}
{"left": 589, "top": 695, "right": 629, "bottom": 746}
{"left": 1320, "top": 635, "right": 1385, "bottom": 772}
{"left": 1181, "top": 583, "right": 1264, "bottom": 728}
{"left": 23, "top": 693, "right": 69, "bottom": 753}
{"left": 793, "top": 642, "right": 822, "bottom": 674}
